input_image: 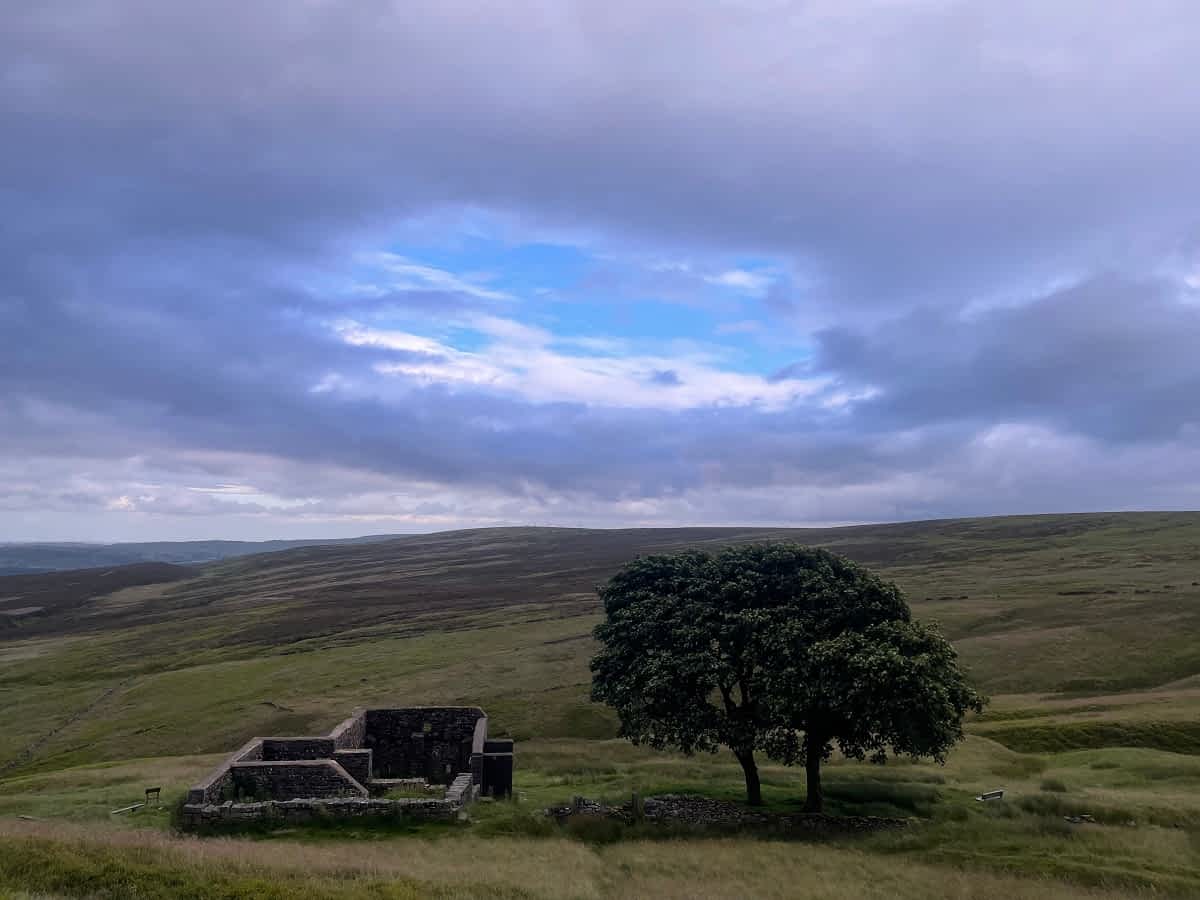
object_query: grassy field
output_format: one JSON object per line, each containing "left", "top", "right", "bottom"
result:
{"left": 2, "top": 513, "right": 1200, "bottom": 897}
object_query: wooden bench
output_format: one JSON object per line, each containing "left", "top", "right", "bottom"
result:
{"left": 975, "top": 790, "right": 1004, "bottom": 802}
{"left": 110, "top": 787, "right": 162, "bottom": 816}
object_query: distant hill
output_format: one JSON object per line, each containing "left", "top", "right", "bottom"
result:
{"left": 0, "top": 535, "right": 406, "bottom": 576}
{"left": 4, "top": 513, "right": 1200, "bottom": 897}
{"left": 0, "top": 562, "right": 195, "bottom": 629}
{"left": 4, "top": 512, "right": 1200, "bottom": 775}
{"left": 7, "top": 512, "right": 1200, "bottom": 692}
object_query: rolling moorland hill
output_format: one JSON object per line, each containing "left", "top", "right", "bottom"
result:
{"left": 0, "top": 535, "right": 406, "bottom": 576}
{"left": 1, "top": 512, "right": 1200, "bottom": 897}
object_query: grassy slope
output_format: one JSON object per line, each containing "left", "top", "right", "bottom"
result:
{"left": 2, "top": 512, "right": 1200, "bottom": 896}
{"left": 0, "top": 816, "right": 1156, "bottom": 900}
{"left": 0, "top": 535, "right": 407, "bottom": 577}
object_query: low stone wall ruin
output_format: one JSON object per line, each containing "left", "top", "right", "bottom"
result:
{"left": 333, "top": 748, "right": 373, "bottom": 784}
{"left": 181, "top": 706, "right": 511, "bottom": 829}
{"left": 181, "top": 774, "right": 477, "bottom": 829}
{"left": 261, "top": 737, "right": 336, "bottom": 761}
{"left": 230, "top": 759, "right": 367, "bottom": 801}
{"left": 363, "top": 707, "right": 484, "bottom": 783}
{"left": 186, "top": 737, "right": 265, "bottom": 806}
{"left": 329, "top": 712, "right": 366, "bottom": 750}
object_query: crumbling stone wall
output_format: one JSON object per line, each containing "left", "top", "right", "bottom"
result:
{"left": 181, "top": 794, "right": 460, "bottom": 829}
{"left": 329, "top": 712, "right": 366, "bottom": 749}
{"left": 363, "top": 707, "right": 483, "bottom": 783}
{"left": 238, "top": 741, "right": 265, "bottom": 762}
{"left": 187, "top": 737, "right": 264, "bottom": 805}
{"left": 262, "top": 738, "right": 336, "bottom": 761}
{"left": 333, "top": 748, "right": 372, "bottom": 784}
{"left": 471, "top": 717, "right": 488, "bottom": 786}
{"left": 183, "top": 705, "right": 511, "bottom": 828}
{"left": 230, "top": 760, "right": 366, "bottom": 800}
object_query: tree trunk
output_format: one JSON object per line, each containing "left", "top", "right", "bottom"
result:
{"left": 804, "top": 741, "right": 824, "bottom": 813}
{"left": 735, "top": 748, "right": 763, "bottom": 806}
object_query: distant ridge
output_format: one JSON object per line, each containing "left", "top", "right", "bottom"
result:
{"left": 0, "top": 534, "right": 406, "bottom": 576}
{"left": 5, "top": 511, "right": 1194, "bottom": 575}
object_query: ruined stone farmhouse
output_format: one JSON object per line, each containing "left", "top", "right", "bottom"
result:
{"left": 182, "top": 706, "right": 513, "bottom": 827}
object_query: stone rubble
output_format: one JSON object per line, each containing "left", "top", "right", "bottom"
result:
{"left": 547, "top": 793, "right": 911, "bottom": 833}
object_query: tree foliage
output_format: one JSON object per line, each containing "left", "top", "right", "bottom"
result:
{"left": 589, "top": 542, "right": 985, "bottom": 809}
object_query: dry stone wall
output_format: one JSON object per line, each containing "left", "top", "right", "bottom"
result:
{"left": 333, "top": 749, "right": 372, "bottom": 784}
{"left": 230, "top": 760, "right": 366, "bottom": 801}
{"left": 187, "top": 737, "right": 264, "bottom": 805}
{"left": 182, "top": 705, "right": 510, "bottom": 828}
{"left": 261, "top": 738, "right": 336, "bottom": 761}
{"left": 363, "top": 707, "right": 483, "bottom": 783}
{"left": 181, "top": 795, "right": 463, "bottom": 829}
{"left": 329, "top": 712, "right": 366, "bottom": 749}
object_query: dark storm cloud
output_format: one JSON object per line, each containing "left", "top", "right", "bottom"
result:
{"left": 811, "top": 275, "right": 1200, "bottom": 443}
{"left": 7, "top": 1, "right": 1200, "bottom": 302}
{"left": 4, "top": 1, "right": 1200, "bottom": 537}
{"left": 1, "top": 247, "right": 944, "bottom": 511}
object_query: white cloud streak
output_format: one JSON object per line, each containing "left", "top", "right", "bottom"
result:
{"left": 338, "top": 319, "right": 826, "bottom": 411}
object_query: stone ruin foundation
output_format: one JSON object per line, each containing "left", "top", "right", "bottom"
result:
{"left": 181, "top": 706, "right": 513, "bottom": 829}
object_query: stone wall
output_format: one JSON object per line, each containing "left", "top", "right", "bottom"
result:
{"left": 328, "top": 711, "right": 366, "bottom": 749}
{"left": 363, "top": 707, "right": 484, "bottom": 783}
{"left": 470, "top": 716, "right": 488, "bottom": 785}
{"left": 183, "top": 705, "right": 509, "bottom": 827}
{"left": 443, "top": 773, "right": 476, "bottom": 805}
{"left": 333, "top": 748, "right": 372, "bottom": 784}
{"left": 230, "top": 760, "right": 367, "bottom": 801}
{"left": 482, "top": 748, "right": 514, "bottom": 797}
{"left": 238, "top": 741, "right": 265, "bottom": 762}
{"left": 261, "top": 737, "right": 336, "bottom": 761}
{"left": 187, "top": 737, "right": 264, "bottom": 805}
{"left": 179, "top": 794, "right": 465, "bottom": 829}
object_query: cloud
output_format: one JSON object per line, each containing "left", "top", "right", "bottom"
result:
{"left": 356, "top": 253, "right": 511, "bottom": 301}
{"left": 10, "top": 2, "right": 1200, "bottom": 302}
{"left": 812, "top": 274, "right": 1200, "bottom": 442}
{"left": 706, "top": 269, "right": 774, "bottom": 295}
{"left": 648, "top": 369, "right": 683, "bottom": 387}
{"left": 3, "top": 2, "right": 1200, "bottom": 539}
{"left": 339, "top": 319, "right": 826, "bottom": 410}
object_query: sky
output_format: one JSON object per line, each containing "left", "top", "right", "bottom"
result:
{"left": 4, "top": 1, "right": 1200, "bottom": 542}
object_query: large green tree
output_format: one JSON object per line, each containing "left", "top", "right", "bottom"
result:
{"left": 590, "top": 542, "right": 984, "bottom": 810}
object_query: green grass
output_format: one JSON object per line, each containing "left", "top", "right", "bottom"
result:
{"left": 0, "top": 832, "right": 509, "bottom": 899}
{"left": 7, "top": 731, "right": 1199, "bottom": 894}
{"left": 383, "top": 786, "right": 440, "bottom": 800}
{"left": 0, "top": 819, "right": 1172, "bottom": 899}
{"left": 981, "top": 721, "right": 1200, "bottom": 755}
{"left": 3, "top": 514, "right": 1200, "bottom": 896}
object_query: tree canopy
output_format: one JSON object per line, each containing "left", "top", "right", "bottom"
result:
{"left": 589, "top": 542, "right": 984, "bottom": 809}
